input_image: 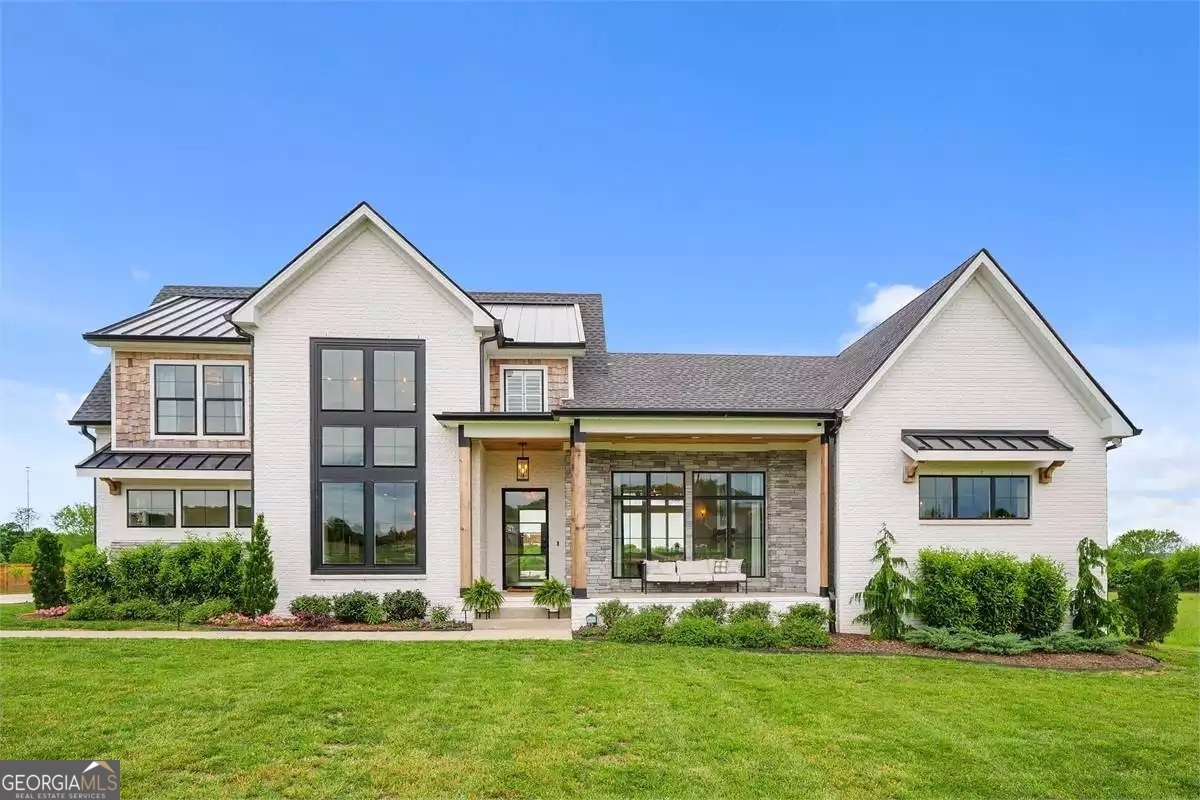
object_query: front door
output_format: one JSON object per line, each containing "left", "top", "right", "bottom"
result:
{"left": 503, "top": 488, "right": 550, "bottom": 588}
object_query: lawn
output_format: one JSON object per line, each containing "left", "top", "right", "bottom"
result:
{"left": 1164, "top": 591, "right": 1199, "bottom": 651}
{"left": 1, "top": 639, "right": 1197, "bottom": 800}
{"left": 0, "top": 602, "right": 197, "bottom": 631}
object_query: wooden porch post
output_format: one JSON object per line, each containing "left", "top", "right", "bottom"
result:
{"left": 570, "top": 422, "right": 588, "bottom": 598}
{"left": 819, "top": 440, "right": 829, "bottom": 592}
{"left": 458, "top": 426, "right": 472, "bottom": 592}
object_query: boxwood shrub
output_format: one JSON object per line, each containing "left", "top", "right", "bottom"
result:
{"left": 678, "top": 598, "right": 728, "bottom": 624}
{"left": 725, "top": 618, "right": 779, "bottom": 649}
{"left": 382, "top": 590, "right": 429, "bottom": 622}
{"left": 729, "top": 601, "right": 772, "bottom": 623}
{"left": 607, "top": 609, "right": 669, "bottom": 643}
{"left": 290, "top": 594, "right": 334, "bottom": 626}
{"left": 663, "top": 617, "right": 729, "bottom": 647}
{"left": 777, "top": 616, "right": 831, "bottom": 648}
{"left": 332, "top": 591, "right": 381, "bottom": 623}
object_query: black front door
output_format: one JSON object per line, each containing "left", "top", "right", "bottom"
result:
{"left": 503, "top": 488, "right": 549, "bottom": 588}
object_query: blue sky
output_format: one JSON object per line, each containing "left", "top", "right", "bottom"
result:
{"left": 1, "top": 3, "right": 1196, "bottom": 538}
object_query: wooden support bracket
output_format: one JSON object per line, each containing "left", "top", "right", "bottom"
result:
{"left": 99, "top": 477, "right": 123, "bottom": 496}
{"left": 902, "top": 458, "right": 920, "bottom": 483}
{"left": 1038, "top": 460, "right": 1065, "bottom": 484}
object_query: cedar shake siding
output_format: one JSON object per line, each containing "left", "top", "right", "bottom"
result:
{"left": 489, "top": 358, "right": 570, "bottom": 411}
{"left": 113, "top": 350, "right": 251, "bottom": 450}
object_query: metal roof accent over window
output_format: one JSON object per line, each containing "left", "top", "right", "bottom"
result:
{"left": 85, "top": 296, "right": 248, "bottom": 341}
{"left": 483, "top": 303, "right": 586, "bottom": 346}
{"left": 901, "top": 430, "right": 1073, "bottom": 453}
{"left": 77, "top": 447, "right": 252, "bottom": 471}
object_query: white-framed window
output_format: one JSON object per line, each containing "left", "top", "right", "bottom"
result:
{"left": 502, "top": 367, "right": 547, "bottom": 413}
{"left": 151, "top": 361, "right": 248, "bottom": 438}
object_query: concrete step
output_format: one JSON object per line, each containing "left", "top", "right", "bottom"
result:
{"left": 472, "top": 617, "right": 572, "bottom": 631}
{"left": 487, "top": 605, "right": 569, "bottom": 620}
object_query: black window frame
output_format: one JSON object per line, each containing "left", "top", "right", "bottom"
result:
{"left": 310, "top": 338, "right": 425, "bottom": 574}
{"left": 610, "top": 471, "right": 685, "bottom": 579}
{"left": 201, "top": 364, "right": 246, "bottom": 436}
{"left": 180, "top": 489, "right": 231, "bottom": 528}
{"left": 153, "top": 364, "right": 197, "bottom": 436}
{"left": 127, "top": 489, "right": 176, "bottom": 528}
{"left": 692, "top": 471, "right": 767, "bottom": 577}
{"left": 918, "top": 475, "right": 1031, "bottom": 520}
{"left": 235, "top": 489, "right": 253, "bottom": 528}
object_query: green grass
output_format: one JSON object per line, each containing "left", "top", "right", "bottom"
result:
{"left": 0, "top": 602, "right": 199, "bottom": 631}
{"left": 1164, "top": 592, "right": 1199, "bottom": 651}
{"left": 1, "top": 640, "right": 1196, "bottom": 799}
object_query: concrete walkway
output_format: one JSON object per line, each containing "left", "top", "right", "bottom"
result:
{"left": 0, "top": 594, "right": 33, "bottom": 604}
{"left": 0, "top": 626, "right": 572, "bottom": 642}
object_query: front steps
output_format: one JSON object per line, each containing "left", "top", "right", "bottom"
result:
{"left": 471, "top": 601, "right": 572, "bottom": 632}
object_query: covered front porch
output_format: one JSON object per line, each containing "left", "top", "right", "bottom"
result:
{"left": 438, "top": 411, "right": 837, "bottom": 615}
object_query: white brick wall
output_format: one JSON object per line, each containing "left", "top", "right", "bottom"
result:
{"left": 835, "top": 276, "right": 1110, "bottom": 632}
{"left": 96, "top": 479, "right": 252, "bottom": 549}
{"left": 252, "top": 227, "right": 480, "bottom": 613}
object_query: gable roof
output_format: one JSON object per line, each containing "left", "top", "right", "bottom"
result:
{"left": 70, "top": 366, "right": 112, "bottom": 426}
{"left": 84, "top": 295, "right": 248, "bottom": 342}
{"left": 152, "top": 285, "right": 255, "bottom": 304}
{"left": 230, "top": 202, "right": 494, "bottom": 330}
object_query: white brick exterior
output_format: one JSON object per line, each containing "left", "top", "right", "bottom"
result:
{"left": 96, "top": 479, "right": 252, "bottom": 549}
{"left": 834, "top": 275, "right": 1110, "bottom": 632}
{"left": 251, "top": 227, "right": 481, "bottom": 612}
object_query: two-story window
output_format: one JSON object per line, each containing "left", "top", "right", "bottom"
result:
{"left": 311, "top": 339, "right": 424, "bottom": 573}
{"left": 918, "top": 475, "right": 1030, "bottom": 519}
{"left": 153, "top": 363, "right": 246, "bottom": 437}
{"left": 502, "top": 367, "right": 546, "bottom": 412}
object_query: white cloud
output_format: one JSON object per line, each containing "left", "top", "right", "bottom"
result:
{"left": 87, "top": 345, "right": 107, "bottom": 359}
{"left": 0, "top": 379, "right": 93, "bottom": 526}
{"left": 1083, "top": 343, "right": 1200, "bottom": 543}
{"left": 131, "top": 268, "right": 150, "bottom": 282}
{"left": 839, "top": 282, "right": 924, "bottom": 347}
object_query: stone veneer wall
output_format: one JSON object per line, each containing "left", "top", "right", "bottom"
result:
{"left": 113, "top": 350, "right": 252, "bottom": 449}
{"left": 489, "top": 358, "right": 570, "bottom": 410}
{"left": 581, "top": 450, "right": 807, "bottom": 593}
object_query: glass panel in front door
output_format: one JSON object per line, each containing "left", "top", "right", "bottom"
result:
{"left": 503, "top": 489, "right": 549, "bottom": 587}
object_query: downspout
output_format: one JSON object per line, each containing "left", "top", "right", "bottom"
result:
{"left": 478, "top": 320, "right": 512, "bottom": 412}
{"left": 822, "top": 412, "right": 843, "bottom": 632}
{"left": 77, "top": 425, "right": 98, "bottom": 546}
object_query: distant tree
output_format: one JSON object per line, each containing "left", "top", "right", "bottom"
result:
{"left": 1167, "top": 546, "right": 1200, "bottom": 593}
{"left": 51, "top": 503, "right": 95, "bottom": 540}
{"left": 0, "top": 522, "right": 26, "bottom": 562}
{"left": 1109, "top": 529, "right": 1184, "bottom": 590}
{"left": 10, "top": 507, "right": 38, "bottom": 533}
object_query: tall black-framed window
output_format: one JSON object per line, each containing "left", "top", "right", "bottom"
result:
{"left": 202, "top": 365, "right": 245, "bottom": 435}
{"left": 181, "top": 489, "right": 231, "bottom": 528}
{"left": 128, "top": 490, "right": 176, "bottom": 528}
{"left": 611, "top": 472, "right": 684, "bottom": 578}
{"left": 692, "top": 472, "right": 766, "bottom": 577}
{"left": 918, "top": 475, "right": 1030, "bottom": 520}
{"left": 234, "top": 490, "right": 253, "bottom": 528}
{"left": 154, "top": 364, "right": 196, "bottom": 435}
{"left": 311, "top": 339, "right": 424, "bottom": 573}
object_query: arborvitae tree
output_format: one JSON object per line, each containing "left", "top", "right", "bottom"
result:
{"left": 30, "top": 530, "right": 68, "bottom": 609}
{"left": 852, "top": 524, "right": 916, "bottom": 640}
{"left": 239, "top": 514, "right": 278, "bottom": 616}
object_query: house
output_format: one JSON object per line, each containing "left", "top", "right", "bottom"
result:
{"left": 70, "top": 202, "right": 1140, "bottom": 631}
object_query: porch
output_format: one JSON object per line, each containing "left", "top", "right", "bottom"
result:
{"left": 438, "top": 412, "right": 837, "bottom": 611}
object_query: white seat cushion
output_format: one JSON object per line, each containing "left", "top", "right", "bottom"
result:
{"left": 675, "top": 560, "right": 715, "bottom": 579}
{"left": 712, "top": 573, "right": 747, "bottom": 582}
{"left": 644, "top": 560, "right": 678, "bottom": 581}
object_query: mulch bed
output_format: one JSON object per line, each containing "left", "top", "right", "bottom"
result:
{"left": 806, "top": 634, "right": 1161, "bottom": 671}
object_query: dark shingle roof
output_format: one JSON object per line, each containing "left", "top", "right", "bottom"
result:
{"left": 151, "top": 285, "right": 256, "bottom": 304}
{"left": 70, "top": 366, "right": 111, "bottom": 425}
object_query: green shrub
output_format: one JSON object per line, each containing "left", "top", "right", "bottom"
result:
{"left": 428, "top": 604, "right": 454, "bottom": 624}
{"left": 8, "top": 537, "right": 37, "bottom": 565}
{"left": 641, "top": 604, "right": 676, "bottom": 625}
{"left": 66, "top": 545, "right": 113, "bottom": 602}
{"left": 240, "top": 515, "right": 278, "bottom": 616}
{"left": 30, "top": 530, "right": 68, "bottom": 609}
{"left": 903, "top": 627, "right": 979, "bottom": 652}
{"left": 916, "top": 549, "right": 978, "bottom": 629}
{"left": 1018, "top": 555, "right": 1068, "bottom": 638}
{"left": 382, "top": 590, "right": 429, "bottom": 621}
{"left": 973, "top": 633, "right": 1035, "bottom": 655}
{"left": 185, "top": 598, "right": 235, "bottom": 625}
{"left": 65, "top": 597, "right": 113, "bottom": 621}
{"left": 461, "top": 577, "right": 503, "bottom": 616}
{"left": 780, "top": 603, "right": 830, "bottom": 626}
{"left": 157, "top": 536, "right": 244, "bottom": 606}
{"left": 365, "top": 604, "right": 385, "bottom": 625}
{"left": 663, "top": 617, "right": 729, "bottom": 647}
{"left": 729, "top": 601, "right": 772, "bottom": 623}
{"left": 1032, "top": 630, "right": 1126, "bottom": 654}
{"left": 853, "top": 524, "right": 916, "bottom": 640}
{"left": 111, "top": 598, "right": 167, "bottom": 620}
{"left": 595, "top": 599, "right": 632, "bottom": 627}
{"left": 332, "top": 591, "right": 381, "bottom": 623}
{"left": 1071, "top": 537, "right": 1121, "bottom": 637}
{"left": 1119, "top": 557, "right": 1180, "bottom": 643}
{"left": 608, "top": 609, "right": 669, "bottom": 643}
{"left": 678, "top": 598, "right": 728, "bottom": 624}
{"left": 110, "top": 543, "right": 168, "bottom": 602}
{"left": 906, "top": 626, "right": 1127, "bottom": 655}
{"left": 777, "top": 616, "right": 830, "bottom": 648}
{"left": 963, "top": 551, "right": 1025, "bottom": 635}
{"left": 726, "top": 618, "right": 779, "bottom": 649}
{"left": 289, "top": 595, "right": 334, "bottom": 626}
{"left": 1167, "top": 546, "right": 1200, "bottom": 592}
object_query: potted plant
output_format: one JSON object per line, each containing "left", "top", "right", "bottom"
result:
{"left": 532, "top": 577, "right": 571, "bottom": 618}
{"left": 462, "top": 577, "right": 503, "bottom": 619}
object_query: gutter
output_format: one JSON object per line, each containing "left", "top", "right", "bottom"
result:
{"left": 478, "top": 321, "right": 505, "bottom": 411}
{"left": 556, "top": 408, "right": 840, "bottom": 419}
{"left": 821, "top": 411, "right": 844, "bottom": 632}
{"left": 77, "top": 425, "right": 98, "bottom": 546}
